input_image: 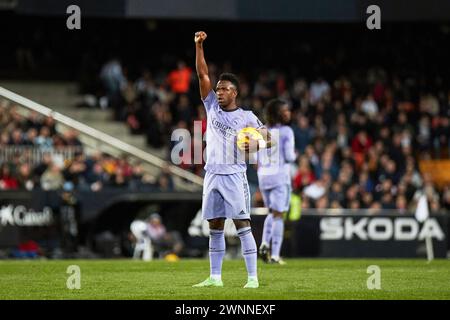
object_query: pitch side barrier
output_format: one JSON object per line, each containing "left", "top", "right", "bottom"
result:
{"left": 0, "top": 190, "right": 202, "bottom": 223}
{"left": 274, "top": 209, "right": 449, "bottom": 258}
{"left": 0, "top": 191, "right": 448, "bottom": 257}
{"left": 0, "top": 190, "right": 203, "bottom": 252}
{"left": 246, "top": 208, "right": 448, "bottom": 258}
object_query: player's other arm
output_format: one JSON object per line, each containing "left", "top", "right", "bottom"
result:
{"left": 194, "top": 31, "right": 212, "bottom": 100}
{"left": 257, "top": 127, "right": 274, "bottom": 150}
{"left": 243, "top": 114, "right": 275, "bottom": 151}
{"left": 242, "top": 127, "right": 273, "bottom": 153}
{"left": 283, "top": 127, "right": 297, "bottom": 162}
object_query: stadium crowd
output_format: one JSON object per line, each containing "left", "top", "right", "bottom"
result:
{"left": 91, "top": 57, "right": 450, "bottom": 213}
{"left": 0, "top": 99, "right": 174, "bottom": 192}
{"left": 1, "top": 20, "right": 449, "bottom": 212}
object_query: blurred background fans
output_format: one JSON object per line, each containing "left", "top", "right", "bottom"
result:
{"left": 0, "top": 0, "right": 449, "bottom": 260}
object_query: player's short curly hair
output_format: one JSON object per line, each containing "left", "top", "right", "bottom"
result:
{"left": 264, "top": 98, "right": 288, "bottom": 126}
{"left": 218, "top": 73, "right": 240, "bottom": 95}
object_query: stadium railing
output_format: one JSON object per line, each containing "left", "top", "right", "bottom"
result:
{"left": 0, "top": 145, "right": 83, "bottom": 166}
{"left": 0, "top": 86, "right": 204, "bottom": 191}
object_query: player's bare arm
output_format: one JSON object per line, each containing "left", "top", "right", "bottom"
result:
{"left": 195, "top": 31, "right": 212, "bottom": 99}
{"left": 242, "top": 128, "right": 273, "bottom": 152}
{"left": 257, "top": 127, "right": 274, "bottom": 149}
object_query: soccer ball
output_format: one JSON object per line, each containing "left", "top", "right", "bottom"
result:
{"left": 237, "top": 127, "right": 263, "bottom": 151}
{"left": 164, "top": 253, "right": 180, "bottom": 262}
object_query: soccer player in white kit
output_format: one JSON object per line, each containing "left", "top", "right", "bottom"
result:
{"left": 257, "top": 99, "right": 296, "bottom": 264}
{"left": 192, "top": 31, "right": 272, "bottom": 289}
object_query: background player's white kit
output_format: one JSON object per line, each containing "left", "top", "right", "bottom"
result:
{"left": 257, "top": 100, "right": 297, "bottom": 264}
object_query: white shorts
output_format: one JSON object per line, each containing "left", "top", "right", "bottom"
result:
{"left": 261, "top": 184, "right": 291, "bottom": 213}
{"left": 201, "top": 171, "right": 251, "bottom": 220}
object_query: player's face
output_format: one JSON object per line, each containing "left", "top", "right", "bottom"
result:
{"left": 216, "top": 80, "right": 237, "bottom": 107}
{"left": 280, "top": 104, "right": 291, "bottom": 124}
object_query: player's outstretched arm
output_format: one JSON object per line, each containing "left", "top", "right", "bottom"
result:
{"left": 194, "top": 31, "right": 212, "bottom": 100}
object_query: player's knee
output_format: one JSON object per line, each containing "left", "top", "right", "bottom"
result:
{"left": 233, "top": 219, "right": 250, "bottom": 230}
{"left": 208, "top": 218, "right": 225, "bottom": 230}
{"left": 272, "top": 210, "right": 284, "bottom": 219}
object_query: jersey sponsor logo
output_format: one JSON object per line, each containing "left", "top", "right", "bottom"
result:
{"left": 239, "top": 210, "right": 246, "bottom": 215}
{"left": 320, "top": 217, "right": 445, "bottom": 241}
{"left": 211, "top": 117, "right": 237, "bottom": 138}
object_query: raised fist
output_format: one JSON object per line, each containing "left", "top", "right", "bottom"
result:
{"left": 194, "top": 31, "right": 207, "bottom": 44}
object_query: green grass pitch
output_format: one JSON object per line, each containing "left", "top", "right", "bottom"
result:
{"left": 1, "top": 259, "right": 449, "bottom": 300}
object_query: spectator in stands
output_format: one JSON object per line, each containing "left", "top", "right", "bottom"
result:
{"left": 395, "top": 195, "right": 408, "bottom": 213}
{"left": 24, "top": 127, "right": 38, "bottom": 146}
{"left": 63, "top": 130, "right": 82, "bottom": 147}
{"left": 166, "top": 60, "right": 192, "bottom": 95}
{"left": 33, "top": 152, "right": 53, "bottom": 184}
{"left": 157, "top": 165, "right": 175, "bottom": 191}
{"left": 361, "top": 94, "right": 379, "bottom": 119}
{"left": 100, "top": 58, "right": 126, "bottom": 105}
{"left": 293, "top": 156, "right": 315, "bottom": 190}
{"left": 84, "top": 161, "right": 107, "bottom": 191}
{"left": 35, "top": 126, "right": 53, "bottom": 149}
{"left": 309, "top": 77, "right": 330, "bottom": 105}
{"left": 136, "top": 70, "right": 159, "bottom": 106}
{"left": 173, "top": 94, "right": 193, "bottom": 124}
{"left": 64, "top": 152, "right": 87, "bottom": 187}
{"left": 43, "top": 116, "right": 57, "bottom": 136}
{"left": 315, "top": 196, "right": 329, "bottom": 209}
{"left": 442, "top": 187, "right": 450, "bottom": 211}
{"left": 146, "top": 102, "right": 171, "bottom": 148}
{"left": 17, "top": 162, "right": 34, "bottom": 190}
{"left": 52, "top": 133, "right": 67, "bottom": 149}
{"left": 0, "top": 164, "right": 18, "bottom": 190}
{"left": 351, "top": 130, "right": 372, "bottom": 171}
{"left": 433, "top": 115, "right": 450, "bottom": 158}
{"left": 111, "top": 167, "right": 127, "bottom": 188}
{"left": 129, "top": 161, "right": 155, "bottom": 191}
{"left": 292, "top": 114, "right": 313, "bottom": 153}
{"left": 26, "top": 111, "right": 43, "bottom": 132}
{"left": 0, "top": 131, "right": 10, "bottom": 145}
{"left": 417, "top": 115, "right": 432, "bottom": 153}
{"left": 41, "top": 162, "right": 64, "bottom": 190}
{"left": 10, "top": 128, "right": 24, "bottom": 145}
